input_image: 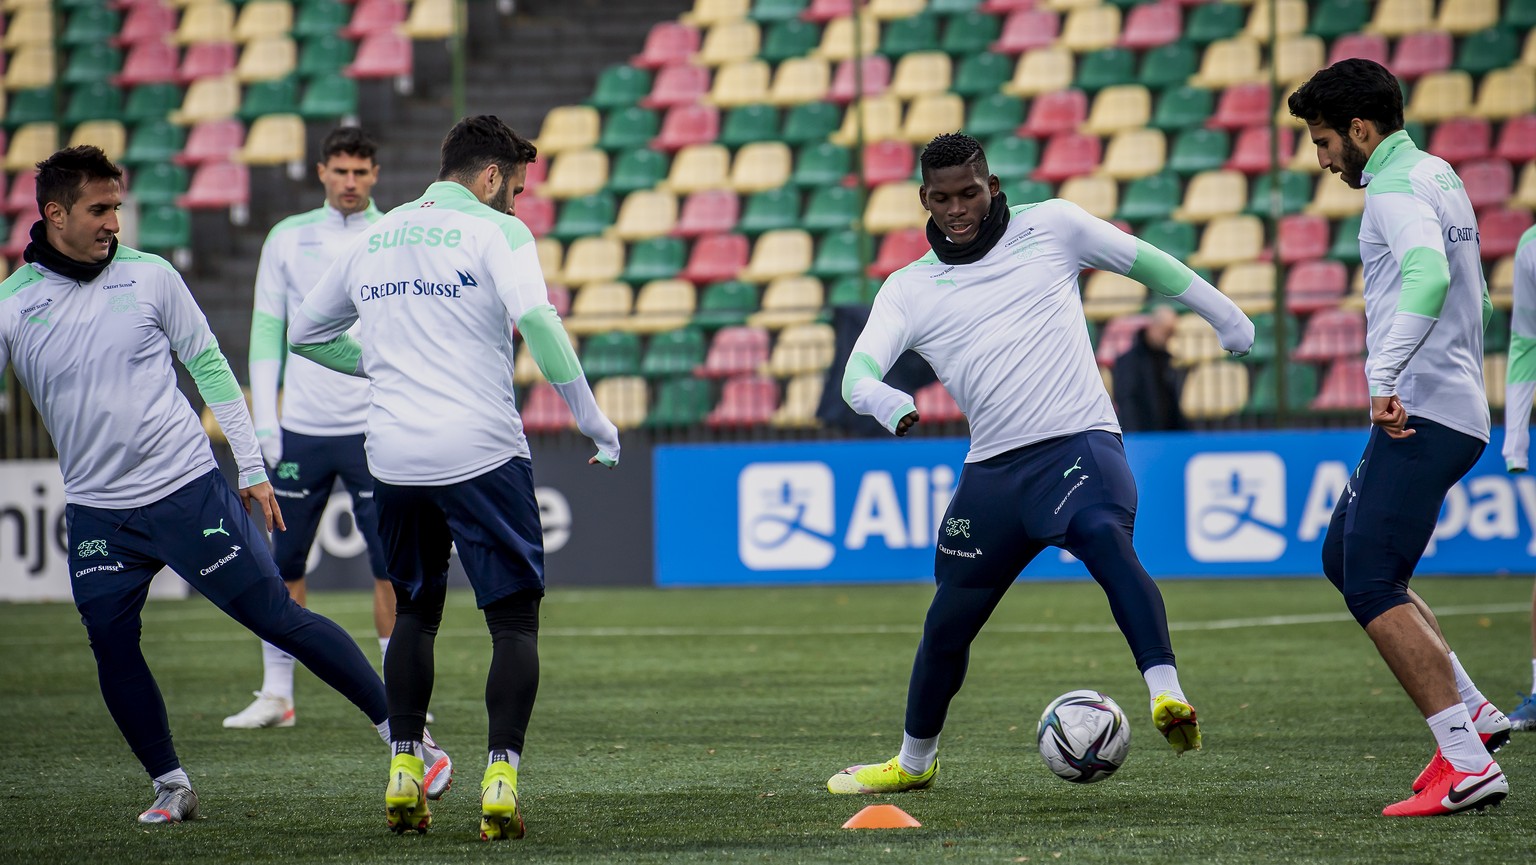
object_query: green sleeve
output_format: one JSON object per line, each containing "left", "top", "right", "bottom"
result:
{"left": 290, "top": 334, "right": 364, "bottom": 375}
{"left": 1397, "top": 246, "right": 1451, "bottom": 318}
{"left": 517, "top": 304, "right": 583, "bottom": 385}
{"left": 249, "top": 310, "right": 287, "bottom": 363}
{"left": 1483, "top": 287, "right": 1493, "bottom": 332}
{"left": 842, "top": 351, "right": 882, "bottom": 403}
{"left": 185, "top": 342, "right": 244, "bottom": 404}
{"left": 1126, "top": 239, "right": 1197, "bottom": 297}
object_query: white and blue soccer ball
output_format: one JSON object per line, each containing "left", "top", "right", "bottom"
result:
{"left": 1036, "top": 690, "right": 1131, "bottom": 784}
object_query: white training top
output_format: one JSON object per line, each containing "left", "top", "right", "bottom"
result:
{"left": 289, "top": 181, "right": 554, "bottom": 486}
{"left": 1502, "top": 226, "right": 1536, "bottom": 470}
{"left": 249, "top": 202, "right": 381, "bottom": 438}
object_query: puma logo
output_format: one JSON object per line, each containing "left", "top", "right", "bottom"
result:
{"left": 1063, "top": 457, "right": 1082, "bottom": 478}
{"left": 1449, "top": 723, "right": 1470, "bottom": 733}
{"left": 203, "top": 519, "right": 229, "bottom": 538}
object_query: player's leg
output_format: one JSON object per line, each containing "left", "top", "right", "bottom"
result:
{"left": 480, "top": 589, "right": 540, "bottom": 841}
{"left": 1514, "top": 581, "right": 1536, "bottom": 731}
{"left": 335, "top": 432, "right": 395, "bottom": 649}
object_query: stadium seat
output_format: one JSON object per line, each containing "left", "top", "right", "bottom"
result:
{"left": 1207, "top": 83, "right": 1271, "bottom": 130}
{"left": 730, "top": 141, "right": 793, "bottom": 193}
{"left": 770, "top": 373, "right": 824, "bottom": 428}
{"left": 694, "top": 280, "right": 760, "bottom": 328}
{"left": 512, "top": 195, "right": 554, "bottom": 237}
{"left": 902, "top": 93, "right": 965, "bottom": 144}
{"left": 630, "top": 281, "right": 697, "bottom": 334}
{"left": 174, "top": 2, "right": 235, "bottom": 45}
{"left": 1032, "top": 133, "right": 1100, "bottom": 182}
{"left": 814, "top": 13, "right": 881, "bottom": 62}
{"left": 700, "top": 326, "right": 771, "bottom": 377}
{"left": 1455, "top": 26, "right": 1521, "bottom": 77}
{"left": 174, "top": 119, "right": 244, "bottom": 166}
{"left": 865, "top": 182, "right": 927, "bottom": 233}
{"left": 890, "top": 51, "right": 952, "bottom": 100}
{"left": 719, "top": 104, "right": 781, "bottom": 147}
{"left": 826, "top": 274, "right": 877, "bottom": 306}
{"left": 1366, "top": 0, "right": 1432, "bottom": 36}
{"left": 1327, "top": 32, "right": 1388, "bottom": 67}
{"left": 706, "top": 374, "right": 778, "bottom": 426}
{"left": 234, "top": 2, "right": 292, "bottom": 43}
{"left": 589, "top": 65, "right": 653, "bottom": 110}
{"left": 600, "top": 106, "right": 661, "bottom": 152}
{"left": 1293, "top": 308, "right": 1365, "bottom": 362}
{"left": 64, "top": 82, "right": 125, "bottom": 126}
{"left": 238, "top": 75, "right": 299, "bottom": 121}
{"left": 1174, "top": 169, "right": 1245, "bottom": 223}
{"left": 543, "top": 149, "right": 610, "bottom": 201}
{"left": 985, "top": 133, "right": 1041, "bottom": 179}
{"left": 1226, "top": 126, "right": 1295, "bottom": 175}
{"left": 1435, "top": 0, "right": 1498, "bottom": 35}
{"left": 667, "top": 143, "right": 731, "bottom": 194}
{"left": 344, "top": 32, "right": 411, "bottom": 80}
{"left": 237, "top": 37, "right": 297, "bottom": 84}
{"left": 1427, "top": 118, "right": 1491, "bottom": 166}
{"left": 1481, "top": 208, "right": 1536, "bottom": 260}
{"left": 1059, "top": 174, "right": 1118, "bottom": 220}
{"left": 519, "top": 382, "right": 574, "bottom": 432}
{"left": 1243, "top": 0, "right": 1308, "bottom": 40}
{"left": 1310, "top": 358, "right": 1368, "bottom": 411}
{"left": 1180, "top": 360, "right": 1249, "bottom": 419}
{"left": 781, "top": 101, "right": 841, "bottom": 144}
{"left": 686, "top": 0, "right": 751, "bottom": 25}
{"left": 1274, "top": 35, "right": 1325, "bottom": 87}
{"left": 1405, "top": 71, "right": 1474, "bottom": 124}
{"left": 829, "top": 94, "right": 902, "bottom": 146}
{"left": 953, "top": 52, "right": 1013, "bottom": 98}
{"left": 1473, "top": 68, "right": 1536, "bottom": 121}
{"left": 803, "top": 184, "right": 861, "bottom": 233}
{"left": 299, "top": 76, "right": 357, "bottom": 121}
{"left": 342, "top": 0, "right": 406, "bottom": 38}
{"left": 680, "top": 234, "right": 750, "bottom": 284}
{"left": 1076, "top": 47, "right": 1137, "bottom": 93}
{"left": 1150, "top": 85, "right": 1213, "bottom": 132}
{"left": 1217, "top": 261, "right": 1275, "bottom": 315}
{"left": 1060, "top": 4, "right": 1121, "bottom": 53}
{"left": 1186, "top": 2, "right": 1242, "bottom": 44}
{"left": 645, "top": 376, "right": 713, "bottom": 427}
{"left": 612, "top": 189, "right": 679, "bottom": 241}
{"left": 641, "top": 326, "right": 708, "bottom": 378}
{"left": 965, "top": 93, "right": 1025, "bottom": 140}
{"left": 1094, "top": 313, "right": 1149, "bottom": 366}
{"left": 697, "top": 20, "right": 762, "bottom": 66}
{"left": 739, "top": 186, "right": 801, "bottom": 235}
{"left": 1168, "top": 312, "right": 1228, "bottom": 366}
{"left": 741, "top": 228, "right": 813, "bottom": 282}
{"left": 869, "top": 228, "right": 929, "bottom": 278}
{"left": 1389, "top": 30, "right": 1452, "bottom": 80}
{"left": 942, "top": 11, "right": 1002, "bottom": 57}
{"left": 1190, "top": 37, "right": 1263, "bottom": 90}
{"left": 1305, "top": 173, "right": 1364, "bottom": 218}
{"left": 748, "top": 276, "right": 824, "bottom": 329}
{"left": 765, "top": 322, "right": 835, "bottom": 376}
{"left": 1004, "top": 177, "right": 1054, "bottom": 205}
{"left": 676, "top": 190, "right": 740, "bottom": 238}
{"left": 1004, "top": 45, "right": 1075, "bottom": 97}
{"left": 1141, "top": 219, "right": 1196, "bottom": 262}
{"left": 234, "top": 113, "right": 304, "bottom": 166}
{"left": 1081, "top": 271, "right": 1146, "bottom": 321}
{"left": 1083, "top": 84, "right": 1152, "bottom": 136}
{"left": 5, "top": 47, "right": 56, "bottom": 92}
{"left": 808, "top": 228, "right": 868, "bottom": 279}
{"left": 536, "top": 237, "right": 564, "bottom": 281}
{"left": 400, "top": 0, "right": 458, "bottom": 39}
{"left": 1489, "top": 255, "right": 1517, "bottom": 307}
{"left": 881, "top": 11, "right": 941, "bottom": 57}
{"left": 178, "top": 41, "right": 237, "bottom": 84}
{"left": 137, "top": 204, "right": 191, "bottom": 253}
{"left": 565, "top": 282, "right": 634, "bottom": 336}
{"left": 562, "top": 236, "right": 626, "bottom": 287}
{"left": 760, "top": 18, "right": 821, "bottom": 62}
{"left": 1517, "top": 163, "right": 1536, "bottom": 211}
{"left": 293, "top": 0, "right": 350, "bottom": 39}
{"left": 1137, "top": 40, "right": 1197, "bottom": 91}
{"left": 1277, "top": 214, "right": 1328, "bottom": 264}
{"left": 1495, "top": 116, "right": 1536, "bottom": 166}
{"left": 1168, "top": 128, "right": 1230, "bottom": 174}
{"left": 1018, "top": 89, "right": 1088, "bottom": 138}
{"left": 1189, "top": 215, "right": 1264, "bottom": 269}
{"left": 1327, "top": 215, "right": 1364, "bottom": 264}
{"left": 643, "top": 64, "right": 711, "bottom": 109}
{"left": 768, "top": 56, "right": 831, "bottom": 106}
{"left": 115, "top": 41, "right": 179, "bottom": 87}
{"left": 653, "top": 104, "right": 720, "bottom": 152}
{"left": 123, "top": 120, "right": 186, "bottom": 166}
{"left": 68, "top": 120, "right": 127, "bottom": 162}
{"left": 64, "top": 43, "right": 123, "bottom": 87}
{"left": 115, "top": 3, "right": 177, "bottom": 48}
{"left": 170, "top": 74, "right": 239, "bottom": 124}
{"left": 623, "top": 236, "right": 688, "bottom": 284}
{"left": 1308, "top": 0, "right": 1368, "bottom": 39}
{"left": 1285, "top": 259, "right": 1348, "bottom": 314}
{"left": 1116, "top": 168, "right": 1179, "bottom": 221}
{"left": 869, "top": 0, "right": 926, "bottom": 19}
{"left": 177, "top": 161, "right": 249, "bottom": 210}
{"left": 911, "top": 380, "right": 963, "bottom": 423}
{"left": 1, "top": 170, "right": 31, "bottom": 216}
{"left": 592, "top": 376, "right": 649, "bottom": 429}
{"left": 992, "top": 9, "right": 1061, "bottom": 54}
{"left": 1119, "top": 1, "right": 1180, "bottom": 49}
{"left": 123, "top": 83, "right": 183, "bottom": 125}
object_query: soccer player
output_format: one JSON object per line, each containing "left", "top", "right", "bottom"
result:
{"left": 826, "top": 132, "right": 1254, "bottom": 795}
{"left": 0, "top": 145, "right": 399, "bottom": 824}
{"left": 288, "top": 115, "right": 619, "bottom": 840}
{"left": 1289, "top": 58, "right": 1510, "bottom": 816}
{"left": 1501, "top": 223, "right": 1536, "bottom": 733}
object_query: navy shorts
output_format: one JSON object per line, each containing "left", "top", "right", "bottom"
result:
{"left": 373, "top": 457, "right": 545, "bottom": 609}
{"left": 935, "top": 430, "right": 1137, "bottom": 588}
{"left": 270, "top": 430, "right": 388, "bottom": 581}
{"left": 66, "top": 469, "right": 280, "bottom": 616}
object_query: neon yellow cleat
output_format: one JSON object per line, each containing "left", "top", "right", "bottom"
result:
{"left": 827, "top": 756, "right": 938, "bottom": 794}
{"left": 385, "top": 752, "right": 431, "bottom": 834}
{"left": 1152, "top": 692, "right": 1202, "bottom": 754}
{"left": 480, "top": 761, "right": 525, "bottom": 841}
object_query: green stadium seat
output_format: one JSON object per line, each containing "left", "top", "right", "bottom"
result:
{"left": 882, "top": 13, "right": 941, "bottom": 57}
{"left": 590, "top": 65, "right": 653, "bottom": 109}
{"left": 582, "top": 331, "right": 642, "bottom": 379}
{"left": 122, "top": 120, "right": 186, "bottom": 166}
{"left": 1115, "top": 169, "right": 1180, "bottom": 223}
{"left": 1247, "top": 361, "right": 1317, "bottom": 414}
{"left": 607, "top": 148, "right": 669, "bottom": 194}
{"left": 807, "top": 229, "right": 866, "bottom": 279}
{"left": 1241, "top": 313, "right": 1300, "bottom": 366}
{"left": 1187, "top": 2, "right": 1244, "bottom": 45}
{"left": 645, "top": 376, "right": 714, "bottom": 427}
{"left": 953, "top": 51, "right": 1012, "bottom": 97}
{"left": 790, "top": 141, "right": 850, "bottom": 188}
{"left": 5, "top": 88, "right": 57, "bottom": 130}
{"left": 1454, "top": 27, "right": 1520, "bottom": 76}
{"left": 1138, "top": 40, "right": 1198, "bottom": 91}
{"left": 124, "top": 84, "right": 183, "bottom": 125}
{"left": 622, "top": 237, "right": 687, "bottom": 283}
{"left": 1004, "top": 177, "right": 1054, "bottom": 205}
{"left": 1510, "top": 0, "right": 1536, "bottom": 30}
{"left": 719, "top": 104, "right": 781, "bottom": 147}
{"left": 1327, "top": 215, "right": 1364, "bottom": 265}
{"left": 1486, "top": 307, "right": 1510, "bottom": 353}
{"left": 297, "top": 34, "right": 356, "bottom": 79}
{"left": 931, "top": 0, "right": 981, "bottom": 13}
{"left": 598, "top": 106, "right": 660, "bottom": 151}
{"left": 1077, "top": 47, "right": 1137, "bottom": 93}
{"left": 1168, "top": 128, "right": 1229, "bottom": 174}
{"left": 550, "top": 192, "right": 617, "bottom": 241}
{"left": 1140, "top": 219, "right": 1197, "bottom": 261}
{"left": 65, "top": 83, "right": 123, "bottom": 126}
{"left": 1307, "top": 0, "right": 1371, "bottom": 39}
{"left": 295, "top": 0, "right": 351, "bottom": 39}
{"left": 760, "top": 19, "right": 821, "bottom": 63}
{"left": 1150, "top": 85, "right": 1213, "bottom": 131}
{"left": 299, "top": 76, "right": 358, "bottom": 120}
{"left": 130, "top": 162, "right": 189, "bottom": 207}
{"left": 941, "top": 11, "right": 1000, "bottom": 56}
{"left": 239, "top": 76, "right": 300, "bottom": 121}
{"left": 781, "top": 101, "right": 841, "bottom": 145}
{"left": 1245, "top": 171, "right": 1311, "bottom": 216}
{"left": 641, "top": 326, "right": 707, "bottom": 377}
{"left": 137, "top": 205, "right": 191, "bottom": 252}
{"left": 62, "top": 6, "right": 120, "bottom": 46}
{"left": 752, "top": 0, "right": 808, "bottom": 22}
{"left": 966, "top": 93, "right": 1025, "bottom": 139}
{"left": 694, "top": 280, "right": 760, "bottom": 329}
{"left": 63, "top": 44, "right": 123, "bottom": 86}
{"left": 738, "top": 187, "right": 801, "bottom": 235}
{"left": 802, "top": 184, "right": 860, "bottom": 234}
{"left": 984, "top": 134, "right": 1039, "bottom": 180}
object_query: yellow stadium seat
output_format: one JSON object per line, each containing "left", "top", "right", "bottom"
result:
{"left": 1083, "top": 85, "right": 1152, "bottom": 136}
{"left": 543, "top": 148, "right": 611, "bottom": 200}
{"left": 1180, "top": 360, "right": 1250, "bottom": 419}
{"left": 815, "top": 14, "right": 881, "bottom": 62}
{"left": 697, "top": 20, "right": 761, "bottom": 66}
{"left": 514, "top": 330, "right": 579, "bottom": 385}
{"left": 1339, "top": 264, "right": 1366, "bottom": 311}
{"left": 1276, "top": 99, "right": 1309, "bottom": 134}
{"left": 594, "top": 376, "right": 649, "bottom": 430}
{"left": 234, "top": 1, "right": 292, "bottom": 42}
{"left": 1367, "top": 0, "right": 1432, "bottom": 36}
{"left": 1473, "top": 67, "right": 1536, "bottom": 121}
{"left": 535, "top": 106, "right": 601, "bottom": 156}
{"left": 1243, "top": 0, "right": 1307, "bottom": 41}
{"left": 1169, "top": 314, "right": 1227, "bottom": 367}
{"left": 170, "top": 74, "right": 240, "bottom": 125}
{"left": 1174, "top": 170, "right": 1247, "bottom": 223}
{"left": 175, "top": 2, "right": 236, "bottom": 44}
{"left": 768, "top": 57, "right": 830, "bottom": 106}
{"left": 1305, "top": 173, "right": 1365, "bottom": 218}
{"left": 1435, "top": 0, "right": 1498, "bottom": 36}
{"left": 1100, "top": 128, "right": 1167, "bottom": 180}
{"left": 865, "top": 182, "right": 928, "bottom": 234}
{"left": 4, "top": 46, "right": 55, "bottom": 91}
{"left": 1, "top": 6, "right": 50, "bottom": 49}
{"left": 1274, "top": 35, "right": 1325, "bottom": 88}
{"left": 709, "top": 59, "right": 771, "bottom": 108}
{"left": 1042, "top": 0, "right": 1103, "bottom": 10}
{"left": 869, "top": 0, "right": 927, "bottom": 19}
{"left": 629, "top": 279, "right": 697, "bottom": 334}
{"left": 237, "top": 36, "right": 297, "bottom": 83}
{"left": 748, "top": 276, "right": 824, "bottom": 330}
{"left": 4, "top": 123, "right": 58, "bottom": 172}
{"left": 741, "top": 229, "right": 814, "bottom": 283}
{"left": 1404, "top": 71, "right": 1473, "bottom": 123}
{"left": 1485, "top": 354, "right": 1506, "bottom": 410}
{"left": 1005, "top": 46, "right": 1076, "bottom": 98}
{"left": 561, "top": 238, "right": 627, "bottom": 288}
{"left": 1524, "top": 29, "right": 1536, "bottom": 70}
{"left": 1081, "top": 271, "right": 1146, "bottom": 322}
{"left": 771, "top": 373, "right": 825, "bottom": 428}
{"left": 765, "top": 322, "right": 836, "bottom": 376}
{"left": 1515, "top": 161, "right": 1536, "bottom": 210}
{"left": 891, "top": 51, "right": 953, "bottom": 100}
{"left": 612, "top": 189, "right": 678, "bottom": 241}
{"left": 830, "top": 94, "right": 903, "bottom": 146}
{"left": 901, "top": 93, "right": 965, "bottom": 144}
{"left": 1060, "top": 5, "right": 1121, "bottom": 53}
{"left": 1286, "top": 132, "right": 1323, "bottom": 174}
{"left": 1059, "top": 175, "right": 1118, "bottom": 220}
{"left": 536, "top": 237, "right": 564, "bottom": 281}
{"left": 730, "top": 141, "right": 793, "bottom": 193}
{"left": 68, "top": 121, "right": 127, "bottom": 163}
{"left": 1191, "top": 37, "right": 1264, "bottom": 89}
{"left": 666, "top": 143, "right": 731, "bottom": 194}
{"left": 1217, "top": 261, "right": 1275, "bottom": 315}
{"left": 683, "top": 0, "right": 750, "bottom": 26}
{"left": 564, "top": 280, "right": 633, "bottom": 333}
{"left": 402, "top": 0, "right": 459, "bottom": 39}
{"left": 235, "top": 113, "right": 305, "bottom": 165}
{"left": 1489, "top": 256, "right": 1515, "bottom": 309}
{"left": 1, "top": 0, "right": 50, "bottom": 9}
{"left": 1189, "top": 215, "right": 1264, "bottom": 269}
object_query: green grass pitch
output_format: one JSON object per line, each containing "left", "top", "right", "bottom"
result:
{"left": 3, "top": 576, "right": 1533, "bottom": 864}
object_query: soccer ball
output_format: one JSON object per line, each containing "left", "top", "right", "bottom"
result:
{"left": 1036, "top": 690, "right": 1131, "bottom": 784}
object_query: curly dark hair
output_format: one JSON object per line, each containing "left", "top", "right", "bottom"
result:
{"left": 321, "top": 126, "right": 378, "bottom": 163}
{"left": 438, "top": 114, "right": 538, "bottom": 183}
{"left": 1287, "top": 58, "right": 1404, "bottom": 137}
{"left": 920, "top": 132, "right": 989, "bottom": 182}
{"left": 35, "top": 145, "right": 123, "bottom": 218}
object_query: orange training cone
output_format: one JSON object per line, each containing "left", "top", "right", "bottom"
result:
{"left": 842, "top": 804, "right": 922, "bottom": 829}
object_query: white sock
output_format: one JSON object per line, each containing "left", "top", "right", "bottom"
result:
{"left": 1447, "top": 652, "right": 1488, "bottom": 714}
{"left": 489, "top": 749, "right": 521, "bottom": 770}
{"left": 1428, "top": 704, "right": 1490, "bottom": 773}
{"left": 897, "top": 732, "right": 938, "bottom": 775}
{"left": 1143, "top": 664, "right": 1185, "bottom": 711}
{"left": 1530, "top": 658, "right": 1536, "bottom": 694}
{"left": 376, "top": 720, "right": 391, "bottom": 744}
{"left": 153, "top": 767, "right": 190, "bottom": 794}
{"left": 379, "top": 636, "right": 390, "bottom": 662}
{"left": 260, "top": 641, "right": 296, "bottom": 701}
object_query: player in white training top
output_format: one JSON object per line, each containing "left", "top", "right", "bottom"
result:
{"left": 827, "top": 133, "right": 1254, "bottom": 796}
{"left": 1290, "top": 58, "right": 1509, "bottom": 817}
{"left": 289, "top": 116, "right": 619, "bottom": 840}
{"left": 1502, "top": 224, "right": 1536, "bottom": 733}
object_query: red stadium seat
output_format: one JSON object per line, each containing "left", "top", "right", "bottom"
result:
{"left": 1, "top": 218, "right": 31, "bottom": 260}
{"left": 547, "top": 283, "right": 571, "bottom": 318}
{"left": 1277, "top": 214, "right": 1329, "bottom": 264}
{"left": 1389, "top": 31, "right": 1452, "bottom": 81}
{"left": 1328, "top": 33, "right": 1388, "bottom": 67}
{"left": 869, "top": 228, "right": 930, "bottom": 279}
{"left": 1427, "top": 118, "right": 1491, "bottom": 166}
{"left": 174, "top": 120, "right": 245, "bottom": 166}
{"left": 652, "top": 104, "right": 720, "bottom": 152}
{"left": 1480, "top": 208, "right": 1535, "bottom": 259}
{"left": 1460, "top": 159, "right": 1513, "bottom": 212}
{"left": 803, "top": 0, "right": 855, "bottom": 22}
{"left": 522, "top": 159, "right": 547, "bottom": 195}
{"left": 632, "top": 22, "right": 700, "bottom": 69}
{"left": 1018, "top": 89, "right": 1087, "bottom": 138}
{"left": 1311, "top": 358, "right": 1368, "bottom": 412}
{"left": 1032, "top": 132, "right": 1101, "bottom": 182}
{"left": 1495, "top": 115, "right": 1536, "bottom": 164}
{"left": 1226, "top": 126, "right": 1295, "bottom": 175}
{"left": 1207, "top": 84, "right": 1271, "bottom": 131}
{"left": 641, "top": 64, "right": 711, "bottom": 109}
{"left": 699, "top": 326, "right": 769, "bottom": 378}
{"left": 981, "top": 0, "right": 1036, "bottom": 13}
{"left": 346, "top": 32, "right": 412, "bottom": 79}
{"left": 680, "top": 233, "right": 749, "bottom": 283}
{"left": 863, "top": 139, "right": 915, "bottom": 187}
{"left": 706, "top": 374, "right": 778, "bottom": 427}
{"left": 914, "top": 381, "right": 964, "bottom": 423}
{"left": 177, "top": 162, "right": 249, "bottom": 210}
{"left": 514, "top": 195, "right": 554, "bottom": 236}
{"left": 0, "top": 173, "right": 9, "bottom": 216}
{"left": 519, "top": 382, "right": 574, "bottom": 432}
{"left": 4, "top": 170, "right": 33, "bottom": 215}
{"left": 178, "top": 42, "right": 236, "bottom": 84}
{"left": 1119, "top": 1, "right": 1182, "bottom": 49}
{"left": 1285, "top": 260, "right": 1349, "bottom": 315}
{"left": 1096, "top": 314, "right": 1149, "bottom": 366}
{"left": 675, "top": 190, "right": 740, "bottom": 238}
{"left": 114, "top": 1, "right": 176, "bottom": 47}
{"left": 342, "top": 0, "right": 407, "bottom": 39}
{"left": 115, "top": 40, "right": 179, "bottom": 86}
{"left": 829, "top": 56, "right": 891, "bottom": 104}
{"left": 992, "top": 10, "right": 1061, "bottom": 55}
{"left": 1293, "top": 308, "right": 1365, "bottom": 361}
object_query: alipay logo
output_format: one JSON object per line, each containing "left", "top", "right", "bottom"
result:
{"left": 1184, "top": 452, "right": 1287, "bottom": 563}
{"left": 738, "top": 463, "right": 836, "bottom": 571}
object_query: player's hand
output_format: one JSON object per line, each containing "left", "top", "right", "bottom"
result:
{"left": 894, "top": 410, "right": 920, "bottom": 437}
{"left": 1370, "top": 395, "right": 1414, "bottom": 439}
{"left": 589, "top": 449, "right": 618, "bottom": 469}
{"left": 257, "top": 431, "right": 282, "bottom": 468}
{"left": 240, "top": 480, "right": 286, "bottom": 532}
{"left": 1509, "top": 464, "right": 1527, "bottom": 475}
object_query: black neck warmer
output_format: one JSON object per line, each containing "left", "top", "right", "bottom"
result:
{"left": 927, "top": 190, "right": 1010, "bottom": 266}
{"left": 23, "top": 219, "right": 118, "bottom": 283}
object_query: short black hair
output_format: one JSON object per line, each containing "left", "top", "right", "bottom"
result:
{"left": 320, "top": 126, "right": 378, "bottom": 163}
{"left": 437, "top": 115, "right": 538, "bottom": 184}
{"left": 1287, "top": 58, "right": 1404, "bottom": 137}
{"left": 920, "top": 132, "right": 989, "bottom": 182}
{"left": 35, "top": 145, "right": 123, "bottom": 218}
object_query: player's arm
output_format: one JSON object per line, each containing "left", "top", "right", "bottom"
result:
{"left": 248, "top": 230, "right": 288, "bottom": 466}
{"left": 843, "top": 280, "right": 919, "bottom": 436}
{"left": 1365, "top": 190, "right": 1451, "bottom": 401}
{"left": 491, "top": 218, "right": 620, "bottom": 467}
{"left": 287, "top": 255, "right": 365, "bottom": 376}
{"left": 1504, "top": 231, "right": 1536, "bottom": 472}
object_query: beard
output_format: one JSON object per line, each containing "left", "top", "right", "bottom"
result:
{"left": 488, "top": 180, "right": 511, "bottom": 215}
{"left": 1339, "top": 134, "right": 1370, "bottom": 189}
